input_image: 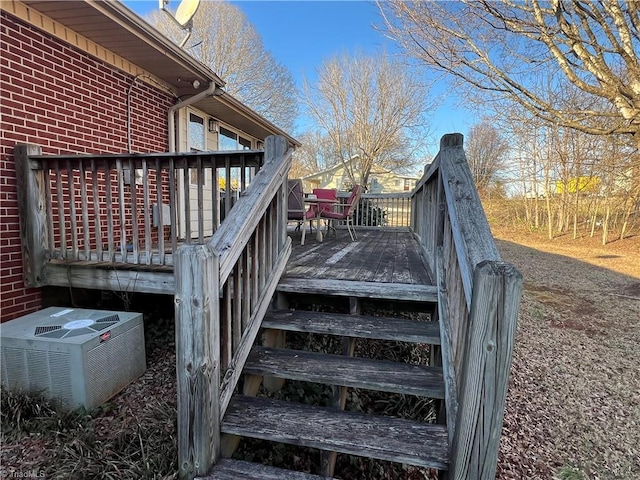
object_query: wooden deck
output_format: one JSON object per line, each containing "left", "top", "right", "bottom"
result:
{"left": 285, "top": 229, "right": 433, "bottom": 285}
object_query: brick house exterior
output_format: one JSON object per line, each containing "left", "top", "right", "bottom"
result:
{"left": 1, "top": 11, "right": 174, "bottom": 321}
{"left": 0, "top": 1, "right": 298, "bottom": 322}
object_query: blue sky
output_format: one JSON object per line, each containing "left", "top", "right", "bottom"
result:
{"left": 123, "top": 1, "right": 473, "bottom": 149}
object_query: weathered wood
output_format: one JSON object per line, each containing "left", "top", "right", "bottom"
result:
{"left": 262, "top": 310, "right": 441, "bottom": 344}
{"left": 91, "top": 159, "right": 103, "bottom": 261}
{"left": 44, "top": 263, "right": 175, "bottom": 294}
{"left": 116, "top": 158, "right": 126, "bottom": 258}
{"left": 14, "top": 144, "right": 48, "bottom": 286}
{"left": 142, "top": 159, "right": 151, "bottom": 264}
{"left": 436, "top": 247, "right": 459, "bottom": 443}
{"left": 105, "top": 162, "right": 115, "bottom": 263}
{"left": 197, "top": 458, "right": 326, "bottom": 480}
{"left": 67, "top": 159, "right": 79, "bottom": 259}
{"left": 261, "top": 329, "right": 286, "bottom": 393}
{"left": 156, "top": 159, "right": 165, "bottom": 265}
{"left": 78, "top": 161, "right": 90, "bottom": 260}
{"left": 246, "top": 347, "right": 445, "bottom": 398}
{"left": 174, "top": 244, "right": 220, "bottom": 480}
{"left": 277, "top": 277, "right": 437, "bottom": 303}
{"left": 438, "top": 136, "right": 500, "bottom": 307}
{"left": 450, "top": 261, "right": 523, "bottom": 480}
{"left": 222, "top": 395, "right": 449, "bottom": 470}
{"left": 210, "top": 136, "right": 291, "bottom": 284}
{"left": 218, "top": 240, "right": 292, "bottom": 418}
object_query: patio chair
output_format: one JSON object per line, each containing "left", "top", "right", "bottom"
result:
{"left": 288, "top": 179, "right": 316, "bottom": 246}
{"left": 319, "top": 184, "right": 362, "bottom": 242}
{"left": 312, "top": 187, "right": 338, "bottom": 236}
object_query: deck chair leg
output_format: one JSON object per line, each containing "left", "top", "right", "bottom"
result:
{"left": 347, "top": 219, "right": 356, "bottom": 241}
{"left": 301, "top": 219, "right": 307, "bottom": 246}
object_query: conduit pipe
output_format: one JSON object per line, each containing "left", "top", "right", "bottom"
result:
{"left": 167, "top": 81, "right": 223, "bottom": 152}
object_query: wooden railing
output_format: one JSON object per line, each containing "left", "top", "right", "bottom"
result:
{"left": 409, "top": 134, "right": 523, "bottom": 479}
{"left": 173, "top": 136, "right": 292, "bottom": 479}
{"left": 335, "top": 191, "right": 412, "bottom": 228}
{"left": 15, "top": 145, "right": 262, "bottom": 279}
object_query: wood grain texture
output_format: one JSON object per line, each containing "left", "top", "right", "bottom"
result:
{"left": 438, "top": 139, "right": 500, "bottom": 305}
{"left": 44, "top": 263, "right": 175, "bottom": 294}
{"left": 245, "top": 347, "right": 445, "bottom": 398}
{"left": 435, "top": 247, "right": 459, "bottom": 443}
{"left": 174, "top": 245, "right": 220, "bottom": 479}
{"left": 14, "top": 144, "right": 48, "bottom": 287}
{"left": 450, "top": 261, "right": 523, "bottom": 480}
{"left": 218, "top": 240, "right": 292, "bottom": 418}
{"left": 262, "top": 310, "right": 441, "bottom": 344}
{"left": 210, "top": 136, "right": 292, "bottom": 284}
{"left": 197, "top": 459, "right": 326, "bottom": 480}
{"left": 277, "top": 278, "right": 437, "bottom": 302}
{"left": 222, "top": 395, "right": 449, "bottom": 470}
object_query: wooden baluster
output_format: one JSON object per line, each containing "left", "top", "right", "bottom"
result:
{"left": 67, "top": 160, "right": 78, "bottom": 260}
{"left": 156, "top": 158, "right": 165, "bottom": 266}
{"left": 116, "top": 158, "right": 126, "bottom": 260}
{"left": 183, "top": 158, "right": 191, "bottom": 243}
{"left": 142, "top": 158, "right": 151, "bottom": 265}
{"left": 169, "top": 158, "right": 177, "bottom": 254}
{"left": 43, "top": 159, "right": 54, "bottom": 259}
{"left": 91, "top": 159, "right": 103, "bottom": 261}
{"left": 78, "top": 161, "right": 90, "bottom": 260}
{"left": 129, "top": 158, "right": 139, "bottom": 264}
{"left": 197, "top": 155, "right": 204, "bottom": 243}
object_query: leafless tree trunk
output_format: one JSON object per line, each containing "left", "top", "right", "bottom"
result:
{"left": 302, "top": 51, "right": 434, "bottom": 188}
{"left": 146, "top": 1, "right": 297, "bottom": 131}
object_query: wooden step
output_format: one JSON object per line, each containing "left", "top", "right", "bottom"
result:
{"left": 197, "top": 458, "right": 326, "bottom": 479}
{"left": 262, "top": 309, "right": 441, "bottom": 345}
{"left": 277, "top": 277, "right": 438, "bottom": 303}
{"left": 246, "top": 347, "right": 445, "bottom": 398}
{"left": 222, "top": 395, "right": 449, "bottom": 470}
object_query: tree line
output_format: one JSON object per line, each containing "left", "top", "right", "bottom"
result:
{"left": 147, "top": 1, "right": 639, "bottom": 245}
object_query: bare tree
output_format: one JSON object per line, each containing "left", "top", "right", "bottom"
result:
{"left": 290, "top": 131, "right": 338, "bottom": 179}
{"left": 302, "top": 51, "right": 434, "bottom": 188}
{"left": 466, "top": 121, "right": 510, "bottom": 196}
{"left": 380, "top": 0, "right": 640, "bottom": 146}
{"left": 147, "top": 1, "right": 297, "bottom": 131}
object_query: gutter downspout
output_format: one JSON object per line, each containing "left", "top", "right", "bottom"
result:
{"left": 167, "top": 82, "right": 223, "bottom": 152}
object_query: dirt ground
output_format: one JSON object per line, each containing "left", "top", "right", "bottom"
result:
{"left": 2, "top": 228, "right": 639, "bottom": 479}
{"left": 491, "top": 227, "right": 640, "bottom": 480}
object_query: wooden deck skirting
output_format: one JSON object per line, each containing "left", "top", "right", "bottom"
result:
{"left": 15, "top": 134, "right": 523, "bottom": 480}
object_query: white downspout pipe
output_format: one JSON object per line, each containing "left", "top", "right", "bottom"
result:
{"left": 167, "top": 81, "right": 222, "bottom": 152}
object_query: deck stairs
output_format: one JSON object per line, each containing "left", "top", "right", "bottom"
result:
{"left": 199, "top": 277, "right": 449, "bottom": 479}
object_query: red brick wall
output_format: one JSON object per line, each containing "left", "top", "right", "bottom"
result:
{"left": 0, "top": 12, "right": 174, "bottom": 321}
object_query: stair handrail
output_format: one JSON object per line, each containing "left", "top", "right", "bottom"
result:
{"left": 174, "top": 135, "right": 293, "bottom": 480}
{"left": 410, "top": 134, "right": 523, "bottom": 479}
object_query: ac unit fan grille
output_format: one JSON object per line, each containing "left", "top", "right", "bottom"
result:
{"left": 34, "top": 314, "right": 120, "bottom": 339}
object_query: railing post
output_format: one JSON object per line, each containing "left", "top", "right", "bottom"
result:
{"left": 450, "top": 260, "right": 523, "bottom": 480}
{"left": 14, "top": 144, "right": 48, "bottom": 287}
{"left": 175, "top": 244, "right": 220, "bottom": 480}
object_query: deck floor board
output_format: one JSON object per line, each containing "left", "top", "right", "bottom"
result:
{"left": 287, "top": 229, "right": 432, "bottom": 286}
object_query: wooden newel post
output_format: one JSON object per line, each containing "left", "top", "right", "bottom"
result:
{"left": 450, "top": 260, "right": 523, "bottom": 480}
{"left": 175, "top": 244, "right": 221, "bottom": 480}
{"left": 14, "top": 144, "right": 48, "bottom": 287}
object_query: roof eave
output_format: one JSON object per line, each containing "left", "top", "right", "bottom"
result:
{"left": 90, "top": 0, "right": 225, "bottom": 88}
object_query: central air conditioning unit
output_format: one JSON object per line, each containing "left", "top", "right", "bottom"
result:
{"left": 1, "top": 307, "right": 146, "bottom": 410}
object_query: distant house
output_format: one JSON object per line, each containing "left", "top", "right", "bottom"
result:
{"left": 0, "top": 0, "right": 298, "bottom": 322}
{"left": 302, "top": 158, "right": 419, "bottom": 193}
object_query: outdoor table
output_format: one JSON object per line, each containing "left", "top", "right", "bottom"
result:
{"left": 304, "top": 198, "right": 338, "bottom": 242}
